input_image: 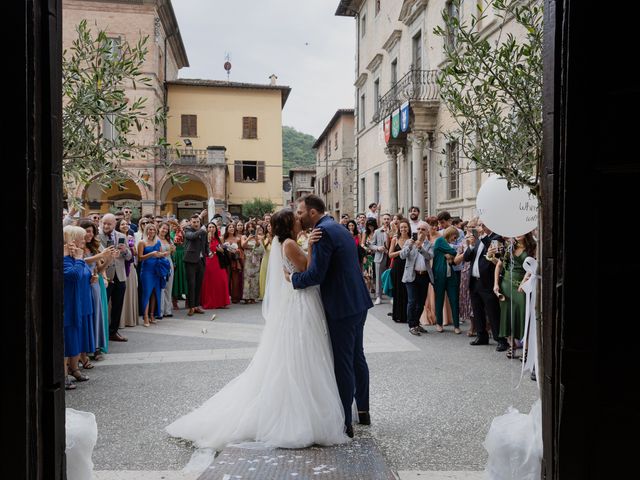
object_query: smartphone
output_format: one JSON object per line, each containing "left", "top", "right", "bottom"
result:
{"left": 117, "top": 237, "right": 125, "bottom": 245}
{"left": 411, "top": 232, "right": 418, "bottom": 241}
{"left": 471, "top": 228, "right": 479, "bottom": 238}
{"left": 106, "top": 239, "right": 114, "bottom": 247}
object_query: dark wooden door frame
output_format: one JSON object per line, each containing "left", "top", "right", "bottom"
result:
{"left": 9, "top": 0, "right": 65, "bottom": 478}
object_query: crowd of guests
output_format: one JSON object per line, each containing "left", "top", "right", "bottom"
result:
{"left": 62, "top": 200, "right": 537, "bottom": 390}
{"left": 61, "top": 207, "right": 277, "bottom": 390}
{"left": 338, "top": 203, "right": 537, "bottom": 369}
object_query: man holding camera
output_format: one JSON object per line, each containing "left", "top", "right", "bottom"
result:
{"left": 183, "top": 213, "right": 209, "bottom": 316}
{"left": 99, "top": 213, "right": 132, "bottom": 342}
{"left": 462, "top": 222, "right": 509, "bottom": 351}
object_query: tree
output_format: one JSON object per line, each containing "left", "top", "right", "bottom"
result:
{"left": 242, "top": 198, "right": 276, "bottom": 219}
{"left": 62, "top": 20, "right": 172, "bottom": 206}
{"left": 282, "top": 126, "right": 316, "bottom": 174}
{"left": 434, "top": 0, "right": 543, "bottom": 196}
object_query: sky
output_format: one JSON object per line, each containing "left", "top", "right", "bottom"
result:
{"left": 171, "top": 0, "right": 356, "bottom": 138}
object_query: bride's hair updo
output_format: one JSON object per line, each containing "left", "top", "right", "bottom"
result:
{"left": 271, "top": 209, "right": 295, "bottom": 243}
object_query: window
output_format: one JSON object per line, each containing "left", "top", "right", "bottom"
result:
{"left": 446, "top": 1, "right": 460, "bottom": 50}
{"left": 412, "top": 31, "right": 422, "bottom": 69}
{"left": 373, "top": 78, "right": 380, "bottom": 116}
{"left": 334, "top": 169, "right": 338, "bottom": 190}
{"left": 361, "top": 14, "right": 366, "bottom": 37}
{"left": 181, "top": 115, "right": 197, "bottom": 137}
{"left": 359, "top": 93, "right": 366, "bottom": 130}
{"left": 328, "top": 172, "right": 332, "bottom": 192}
{"left": 106, "top": 37, "right": 121, "bottom": 59}
{"left": 360, "top": 178, "right": 366, "bottom": 209}
{"left": 391, "top": 59, "right": 398, "bottom": 86}
{"left": 334, "top": 132, "right": 338, "bottom": 149}
{"left": 234, "top": 160, "right": 265, "bottom": 182}
{"left": 447, "top": 141, "right": 460, "bottom": 199}
{"left": 103, "top": 113, "right": 116, "bottom": 142}
{"left": 375, "top": 0, "right": 381, "bottom": 16}
{"left": 242, "top": 117, "right": 258, "bottom": 139}
{"left": 328, "top": 138, "right": 332, "bottom": 153}
{"left": 374, "top": 172, "right": 380, "bottom": 204}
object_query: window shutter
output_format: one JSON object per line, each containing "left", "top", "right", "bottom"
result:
{"left": 257, "top": 161, "right": 265, "bottom": 182}
{"left": 242, "top": 117, "right": 250, "bottom": 138}
{"left": 181, "top": 115, "right": 188, "bottom": 136}
{"left": 181, "top": 115, "right": 197, "bottom": 136}
{"left": 243, "top": 117, "right": 257, "bottom": 139}
{"left": 234, "top": 161, "right": 242, "bottom": 182}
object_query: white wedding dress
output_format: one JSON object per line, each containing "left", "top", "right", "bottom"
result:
{"left": 166, "top": 238, "right": 349, "bottom": 450}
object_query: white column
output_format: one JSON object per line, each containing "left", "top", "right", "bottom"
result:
{"left": 384, "top": 146, "right": 398, "bottom": 214}
{"left": 409, "top": 133, "right": 427, "bottom": 213}
{"left": 399, "top": 149, "right": 408, "bottom": 214}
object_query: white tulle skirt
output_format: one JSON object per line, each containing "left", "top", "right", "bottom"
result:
{"left": 166, "top": 284, "right": 349, "bottom": 450}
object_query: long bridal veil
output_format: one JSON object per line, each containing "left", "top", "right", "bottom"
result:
{"left": 261, "top": 237, "right": 287, "bottom": 323}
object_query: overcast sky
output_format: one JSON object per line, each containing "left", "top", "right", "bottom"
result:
{"left": 172, "top": 0, "right": 356, "bottom": 138}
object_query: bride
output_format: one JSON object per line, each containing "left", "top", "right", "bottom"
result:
{"left": 166, "top": 208, "right": 349, "bottom": 449}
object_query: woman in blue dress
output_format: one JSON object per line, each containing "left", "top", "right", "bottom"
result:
{"left": 137, "top": 223, "right": 172, "bottom": 326}
{"left": 63, "top": 225, "right": 95, "bottom": 389}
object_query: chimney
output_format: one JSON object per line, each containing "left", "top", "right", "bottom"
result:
{"left": 269, "top": 74, "right": 278, "bottom": 86}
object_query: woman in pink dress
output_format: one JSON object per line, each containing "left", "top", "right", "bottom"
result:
{"left": 200, "top": 222, "right": 230, "bottom": 309}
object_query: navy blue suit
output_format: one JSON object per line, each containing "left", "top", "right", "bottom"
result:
{"left": 292, "top": 215, "right": 373, "bottom": 427}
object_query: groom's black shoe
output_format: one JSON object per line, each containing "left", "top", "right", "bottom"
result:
{"left": 346, "top": 425, "right": 354, "bottom": 438}
{"left": 358, "top": 411, "right": 371, "bottom": 425}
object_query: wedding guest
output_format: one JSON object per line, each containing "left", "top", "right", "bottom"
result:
{"left": 494, "top": 233, "right": 537, "bottom": 358}
{"left": 400, "top": 221, "right": 434, "bottom": 336}
{"left": 389, "top": 219, "right": 411, "bottom": 323}
{"left": 242, "top": 224, "right": 265, "bottom": 304}
{"left": 259, "top": 222, "right": 273, "bottom": 300}
{"left": 223, "top": 223, "right": 243, "bottom": 303}
{"left": 158, "top": 222, "right": 176, "bottom": 318}
{"left": 138, "top": 223, "right": 171, "bottom": 326}
{"left": 459, "top": 219, "right": 478, "bottom": 336}
{"left": 361, "top": 218, "right": 378, "bottom": 294}
{"left": 79, "top": 220, "right": 111, "bottom": 365}
{"left": 372, "top": 213, "right": 391, "bottom": 305}
{"left": 201, "top": 222, "right": 230, "bottom": 309}
{"left": 183, "top": 214, "right": 209, "bottom": 316}
{"left": 63, "top": 226, "right": 95, "bottom": 387}
{"left": 433, "top": 226, "right": 462, "bottom": 334}
{"left": 171, "top": 219, "right": 188, "bottom": 308}
{"left": 99, "top": 213, "right": 131, "bottom": 342}
{"left": 117, "top": 219, "right": 139, "bottom": 327}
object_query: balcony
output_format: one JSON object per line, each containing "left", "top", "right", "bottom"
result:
{"left": 373, "top": 69, "right": 439, "bottom": 123}
{"left": 164, "top": 147, "right": 226, "bottom": 166}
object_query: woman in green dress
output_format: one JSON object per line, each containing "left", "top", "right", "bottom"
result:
{"left": 171, "top": 219, "right": 188, "bottom": 307}
{"left": 493, "top": 233, "right": 537, "bottom": 358}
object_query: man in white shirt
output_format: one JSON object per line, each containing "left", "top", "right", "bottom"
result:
{"left": 462, "top": 222, "right": 508, "bottom": 351}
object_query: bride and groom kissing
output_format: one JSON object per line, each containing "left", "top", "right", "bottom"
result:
{"left": 166, "top": 194, "right": 373, "bottom": 448}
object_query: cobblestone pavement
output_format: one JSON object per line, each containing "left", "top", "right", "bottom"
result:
{"left": 66, "top": 300, "right": 538, "bottom": 478}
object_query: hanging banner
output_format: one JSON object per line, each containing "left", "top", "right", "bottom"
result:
{"left": 384, "top": 116, "right": 391, "bottom": 143}
{"left": 400, "top": 101, "right": 410, "bottom": 132}
{"left": 391, "top": 108, "right": 400, "bottom": 138}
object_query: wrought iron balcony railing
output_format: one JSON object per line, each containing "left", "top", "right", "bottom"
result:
{"left": 373, "top": 69, "right": 440, "bottom": 122}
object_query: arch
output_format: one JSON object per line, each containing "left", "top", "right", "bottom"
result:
{"left": 81, "top": 178, "right": 145, "bottom": 214}
{"left": 159, "top": 173, "right": 210, "bottom": 218}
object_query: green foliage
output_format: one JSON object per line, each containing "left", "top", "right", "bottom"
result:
{"left": 241, "top": 198, "right": 276, "bottom": 219}
{"left": 62, "top": 20, "right": 176, "bottom": 207}
{"left": 282, "top": 126, "right": 316, "bottom": 174}
{"left": 434, "top": 0, "right": 543, "bottom": 196}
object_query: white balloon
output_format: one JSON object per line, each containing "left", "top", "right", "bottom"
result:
{"left": 476, "top": 176, "right": 538, "bottom": 237}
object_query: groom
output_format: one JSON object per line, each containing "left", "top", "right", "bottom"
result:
{"left": 290, "top": 194, "right": 373, "bottom": 438}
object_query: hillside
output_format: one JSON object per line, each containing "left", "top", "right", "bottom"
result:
{"left": 282, "top": 126, "right": 316, "bottom": 174}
